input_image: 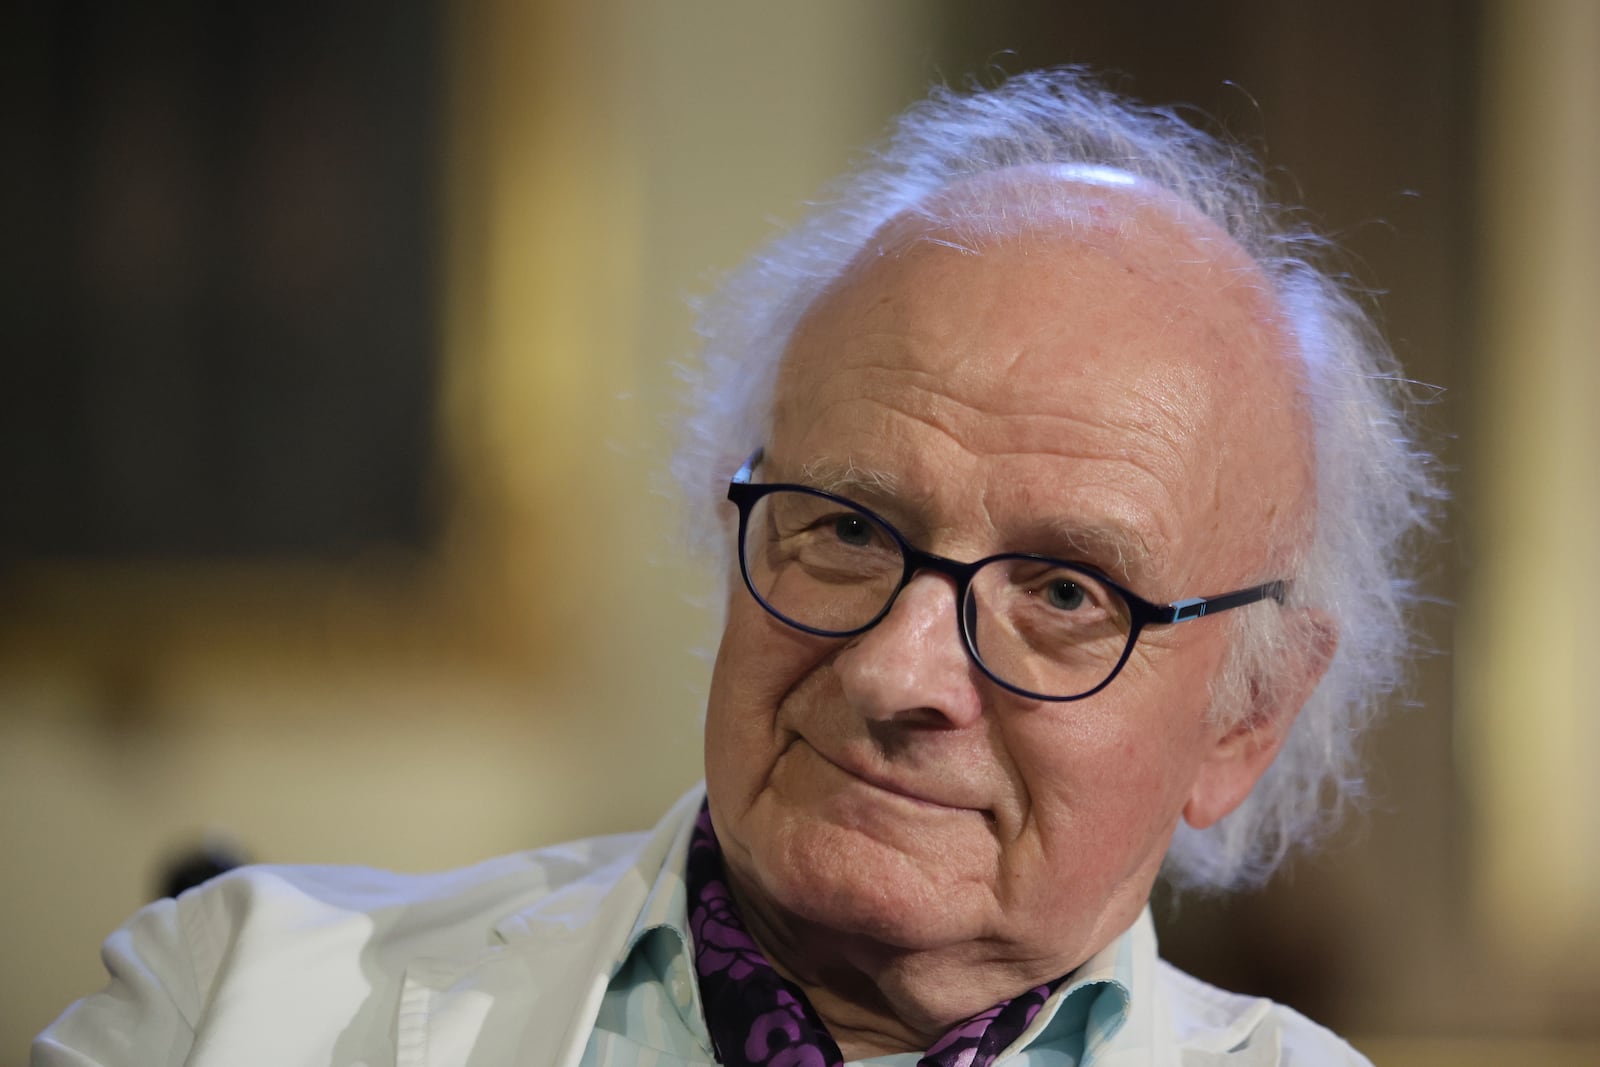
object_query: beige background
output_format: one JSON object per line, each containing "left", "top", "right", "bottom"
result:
{"left": 4, "top": 2, "right": 1598, "bottom": 1063}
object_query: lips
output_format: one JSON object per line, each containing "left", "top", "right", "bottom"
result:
{"left": 803, "top": 739, "right": 982, "bottom": 813}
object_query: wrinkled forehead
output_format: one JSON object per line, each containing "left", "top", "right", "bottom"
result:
{"left": 793, "top": 166, "right": 1296, "bottom": 390}
{"left": 772, "top": 167, "right": 1316, "bottom": 567}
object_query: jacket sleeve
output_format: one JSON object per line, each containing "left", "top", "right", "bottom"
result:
{"left": 31, "top": 897, "right": 203, "bottom": 1067}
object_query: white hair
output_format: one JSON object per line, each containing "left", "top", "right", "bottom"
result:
{"left": 674, "top": 68, "right": 1439, "bottom": 891}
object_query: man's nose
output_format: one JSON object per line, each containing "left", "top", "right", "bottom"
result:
{"left": 832, "top": 572, "right": 986, "bottom": 728}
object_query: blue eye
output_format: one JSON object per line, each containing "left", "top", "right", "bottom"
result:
{"left": 833, "top": 515, "right": 873, "bottom": 547}
{"left": 1045, "top": 579, "right": 1086, "bottom": 611}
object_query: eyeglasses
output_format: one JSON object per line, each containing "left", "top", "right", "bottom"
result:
{"left": 727, "top": 448, "right": 1287, "bottom": 702}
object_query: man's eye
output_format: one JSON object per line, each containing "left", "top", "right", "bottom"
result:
{"left": 832, "top": 515, "right": 874, "bottom": 547}
{"left": 1045, "top": 579, "right": 1087, "bottom": 611}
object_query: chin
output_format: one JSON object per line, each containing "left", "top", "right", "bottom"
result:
{"left": 745, "top": 806, "right": 989, "bottom": 952}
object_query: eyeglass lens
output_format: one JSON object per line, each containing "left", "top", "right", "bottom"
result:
{"left": 740, "top": 488, "right": 1136, "bottom": 699}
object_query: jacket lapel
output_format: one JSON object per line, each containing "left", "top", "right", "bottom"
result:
{"left": 395, "top": 789, "right": 705, "bottom": 1067}
{"left": 395, "top": 932, "right": 614, "bottom": 1067}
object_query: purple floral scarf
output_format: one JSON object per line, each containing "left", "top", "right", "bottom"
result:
{"left": 688, "top": 804, "right": 1060, "bottom": 1067}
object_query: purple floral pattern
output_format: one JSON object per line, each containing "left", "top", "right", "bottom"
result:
{"left": 687, "top": 804, "right": 1060, "bottom": 1067}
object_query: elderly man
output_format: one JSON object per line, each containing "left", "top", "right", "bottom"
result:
{"left": 36, "top": 70, "right": 1432, "bottom": 1066}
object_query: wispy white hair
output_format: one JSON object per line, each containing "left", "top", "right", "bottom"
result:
{"left": 674, "top": 68, "right": 1439, "bottom": 891}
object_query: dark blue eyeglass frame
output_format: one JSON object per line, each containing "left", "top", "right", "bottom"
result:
{"left": 727, "top": 448, "right": 1288, "bottom": 701}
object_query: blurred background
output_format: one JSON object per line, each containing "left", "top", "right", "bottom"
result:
{"left": 2, "top": 1, "right": 1597, "bottom": 1062}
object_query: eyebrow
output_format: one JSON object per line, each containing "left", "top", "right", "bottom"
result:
{"left": 1033, "top": 517, "right": 1156, "bottom": 584}
{"left": 795, "top": 457, "right": 902, "bottom": 499}
{"left": 789, "top": 455, "right": 1156, "bottom": 584}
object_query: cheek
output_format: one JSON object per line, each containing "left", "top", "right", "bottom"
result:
{"left": 704, "top": 598, "right": 831, "bottom": 806}
{"left": 1022, "top": 727, "right": 1187, "bottom": 824}
{"left": 1003, "top": 697, "right": 1211, "bottom": 877}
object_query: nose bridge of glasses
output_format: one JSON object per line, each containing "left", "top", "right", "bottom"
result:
{"left": 896, "top": 543, "right": 986, "bottom": 605}
{"left": 886, "top": 545, "right": 995, "bottom": 658}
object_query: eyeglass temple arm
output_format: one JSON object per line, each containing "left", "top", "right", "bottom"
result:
{"left": 730, "top": 448, "right": 763, "bottom": 492}
{"left": 1162, "top": 580, "right": 1288, "bottom": 624}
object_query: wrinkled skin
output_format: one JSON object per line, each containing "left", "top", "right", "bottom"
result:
{"left": 703, "top": 172, "right": 1327, "bottom": 1057}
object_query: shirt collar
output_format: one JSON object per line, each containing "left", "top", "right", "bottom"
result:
{"left": 607, "top": 794, "right": 710, "bottom": 1040}
{"left": 1005, "top": 913, "right": 1142, "bottom": 1063}
{"left": 617, "top": 807, "right": 697, "bottom": 960}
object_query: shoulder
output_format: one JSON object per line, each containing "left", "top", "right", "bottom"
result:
{"left": 36, "top": 791, "right": 706, "bottom": 1064}
{"left": 200, "top": 829, "right": 652, "bottom": 915}
{"left": 1156, "top": 961, "right": 1374, "bottom": 1066}
{"left": 32, "top": 829, "right": 660, "bottom": 1066}
{"left": 178, "top": 828, "right": 655, "bottom": 967}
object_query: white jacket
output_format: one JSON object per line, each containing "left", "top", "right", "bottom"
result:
{"left": 33, "top": 788, "right": 1368, "bottom": 1066}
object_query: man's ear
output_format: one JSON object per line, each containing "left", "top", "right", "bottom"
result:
{"left": 1183, "top": 609, "right": 1338, "bottom": 830}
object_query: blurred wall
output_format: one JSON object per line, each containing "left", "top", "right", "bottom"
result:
{"left": 0, "top": 1, "right": 937, "bottom": 1053}
{"left": 3, "top": 2, "right": 1597, "bottom": 1063}
{"left": 1458, "top": 0, "right": 1600, "bottom": 1018}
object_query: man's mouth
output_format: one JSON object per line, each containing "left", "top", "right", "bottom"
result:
{"left": 803, "top": 740, "right": 981, "bottom": 814}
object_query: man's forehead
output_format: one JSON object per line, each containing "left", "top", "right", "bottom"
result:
{"left": 770, "top": 167, "right": 1314, "bottom": 588}
{"left": 786, "top": 214, "right": 1282, "bottom": 413}
{"left": 803, "top": 173, "right": 1284, "bottom": 376}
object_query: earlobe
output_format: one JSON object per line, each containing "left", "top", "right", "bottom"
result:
{"left": 1182, "top": 609, "right": 1338, "bottom": 830}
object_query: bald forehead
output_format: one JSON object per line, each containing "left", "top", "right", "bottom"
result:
{"left": 888, "top": 165, "right": 1273, "bottom": 301}
{"left": 827, "top": 171, "right": 1294, "bottom": 388}
{"left": 773, "top": 170, "right": 1317, "bottom": 575}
